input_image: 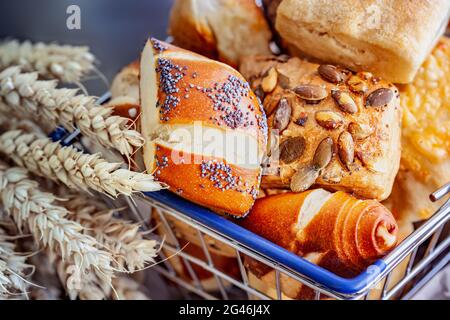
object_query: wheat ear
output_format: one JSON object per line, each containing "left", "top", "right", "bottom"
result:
{"left": 0, "top": 40, "right": 95, "bottom": 83}
{"left": 112, "top": 276, "right": 149, "bottom": 300}
{"left": 0, "top": 163, "right": 116, "bottom": 295}
{"left": 56, "top": 260, "right": 113, "bottom": 300}
{"left": 0, "top": 66, "right": 144, "bottom": 157}
{"left": 0, "top": 223, "right": 35, "bottom": 299}
{"left": 0, "top": 130, "right": 162, "bottom": 197}
{"left": 64, "top": 195, "right": 159, "bottom": 272}
{"left": 57, "top": 261, "right": 149, "bottom": 300}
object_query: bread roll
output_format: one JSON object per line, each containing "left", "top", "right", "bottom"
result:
{"left": 240, "top": 55, "right": 401, "bottom": 200}
{"left": 240, "top": 190, "right": 398, "bottom": 272}
{"left": 168, "top": 0, "right": 272, "bottom": 67}
{"left": 108, "top": 60, "right": 140, "bottom": 121}
{"left": 390, "top": 37, "right": 450, "bottom": 223}
{"left": 273, "top": 0, "right": 450, "bottom": 83}
{"left": 240, "top": 189, "right": 398, "bottom": 299}
{"left": 140, "top": 39, "right": 267, "bottom": 217}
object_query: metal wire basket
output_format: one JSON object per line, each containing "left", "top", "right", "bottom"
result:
{"left": 125, "top": 185, "right": 449, "bottom": 300}
{"left": 57, "top": 92, "right": 450, "bottom": 300}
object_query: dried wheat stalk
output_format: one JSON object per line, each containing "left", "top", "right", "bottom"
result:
{"left": 57, "top": 261, "right": 150, "bottom": 300}
{"left": 0, "top": 222, "right": 34, "bottom": 299}
{"left": 57, "top": 260, "right": 112, "bottom": 300}
{"left": 64, "top": 195, "right": 158, "bottom": 272}
{"left": 0, "top": 130, "right": 163, "bottom": 197}
{"left": 0, "top": 66, "right": 144, "bottom": 156}
{"left": 112, "top": 276, "right": 149, "bottom": 300}
{"left": 0, "top": 163, "right": 115, "bottom": 295}
{"left": 0, "top": 40, "right": 95, "bottom": 83}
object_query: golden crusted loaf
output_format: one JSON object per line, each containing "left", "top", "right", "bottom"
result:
{"left": 168, "top": 0, "right": 272, "bottom": 67}
{"left": 387, "top": 37, "right": 450, "bottom": 223}
{"left": 240, "top": 55, "right": 402, "bottom": 200}
{"left": 273, "top": 0, "right": 450, "bottom": 83}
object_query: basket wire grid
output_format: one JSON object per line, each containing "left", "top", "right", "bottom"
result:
{"left": 60, "top": 92, "right": 449, "bottom": 300}
{"left": 123, "top": 186, "right": 449, "bottom": 300}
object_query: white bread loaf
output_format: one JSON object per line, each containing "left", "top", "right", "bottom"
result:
{"left": 274, "top": 0, "right": 450, "bottom": 83}
{"left": 140, "top": 39, "right": 268, "bottom": 217}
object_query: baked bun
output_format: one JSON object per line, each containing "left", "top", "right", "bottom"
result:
{"left": 168, "top": 0, "right": 272, "bottom": 67}
{"left": 108, "top": 60, "right": 140, "bottom": 122}
{"left": 240, "top": 55, "right": 401, "bottom": 200}
{"left": 240, "top": 189, "right": 398, "bottom": 299}
{"left": 387, "top": 37, "right": 450, "bottom": 223}
{"left": 140, "top": 39, "right": 268, "bottom": 217}
{"left": 274, "top": 0, "right": 450, "bottom": 83}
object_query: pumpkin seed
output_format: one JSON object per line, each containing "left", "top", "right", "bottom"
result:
{"left": 294, "top": 84, "right": 328, "bottom": 101}
{"left": 318, "top": 65, "right": 344, "bottom": 84}
{"left": 273, "top": 98, "right": 292, "bottom": 132}
{"left": 331, "top": 89, "right": 358, "bottom": 114}
{"left": 262, "top": 67, "right": 278, "bottom": 93}
{"left": 347, "top": 75, "right": 369, "bottom": 94}
{"left": 279, "top": 136, "right": 306, "bottom": 164}
{"left": 348, "top": 122, "right": 374, "bottom": 140}
{"left": 290, "top": 166, "right": 319, "bottom": 192}
{"left": 313, "top": 137, "right": 334, "bottom": 170}
{"left": 315, "top": 111, "right": 344, "bottom": 129}
{"left": 366, "top": 88, "right": 394, "bottom": 107}
{"left": 338, "top": 131, "right": 354, "bottom": 169}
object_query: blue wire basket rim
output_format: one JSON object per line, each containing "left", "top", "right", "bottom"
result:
{"left": 144, "top": 190, "right": 387, "bottom": 296}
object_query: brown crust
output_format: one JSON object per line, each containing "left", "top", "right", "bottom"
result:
{"left": 168, "top": 0, "right": 218, "bottom": 60}
{"left": 240, "top": 55, "right": 402, "bottom": 200}
{"left": 240, "top": 191, "right": 398, "bottom": 272}
{"left": 153, "top": 54, "right": 266, "bottom": 145}
{"left": 154, "top": 145, "right": 260, "bottom": 217}
{"left": 239, "top": 191, "right": 312, "bottom": 249}
{"left": 168, "top": 0, "right": 272, "bottom": 67}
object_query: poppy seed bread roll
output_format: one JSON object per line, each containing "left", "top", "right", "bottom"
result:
{"left": 140, "top": 39, "right": 268, "bottom": 217}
